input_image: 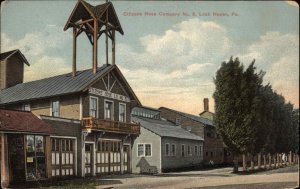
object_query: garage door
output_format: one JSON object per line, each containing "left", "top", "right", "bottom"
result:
{"left": 51, "top": 138, "right": 75, "bottom": 177}
{"left": 95, "top": 140, "right": 121, "bottom": 174}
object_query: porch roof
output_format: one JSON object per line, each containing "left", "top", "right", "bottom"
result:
{"left": 0, "top": 109, "right": 54, "bottom": 134}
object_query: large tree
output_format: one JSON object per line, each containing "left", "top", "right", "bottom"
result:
{"left": 213, "top": 57, "right": 266, "bottom": 172}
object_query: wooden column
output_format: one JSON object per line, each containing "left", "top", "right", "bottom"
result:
{"left": 105, "top": 10, "right": 109, "bottom": 65}
{"left": 120, "top": 139, "right": 124, "bottom": 174}
{"left": 1, "top": 133, "right": 9, "bottom": 188}
{"left": 93, "top": 19, "right": 98, "bottom": 74}
{"left": 72, "top": 28, "right": 77, "bottom": 77}
{"left": 112, "top": 30, "right": 115, "bottom": 65}
{"left": 106, "top": 30, "right": 108, "bottom": 65}
{"left": 45, "top": 136, "right": 52, "bottom": 179}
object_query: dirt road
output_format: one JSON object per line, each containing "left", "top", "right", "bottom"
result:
{"left": 99, "top": 166, "right": 299, "bottom": 189}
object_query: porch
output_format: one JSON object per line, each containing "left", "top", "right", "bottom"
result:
{"left": 82, "top": 117, "right": 140, "bottom": 135}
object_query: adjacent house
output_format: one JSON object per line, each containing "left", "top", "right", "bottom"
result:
{"left": 0, "top": 109, "right": 54, "bottom": 187}
{"left": 131, "top": 106, "right": 204, "bottom": 174}
{"left": 159, "top": 106, "right": 228, "bottom": 165}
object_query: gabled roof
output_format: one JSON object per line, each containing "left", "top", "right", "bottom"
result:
{"left": 64, "top": 0, "right": 123, "bottom": 35}
{"left": 0, "top": 49, "right": 30, "bottom": 66}
{"left": 0, "top": 64, "right": 141, "bottom": 106}
{"left": 132, "top": 116, "right": 204, "bottom": 141}
{"left": 0, "top": 109, "right": 54, "bottom": 134}
{"left": 159, "top": 107, "right": 214, "bottom": 127}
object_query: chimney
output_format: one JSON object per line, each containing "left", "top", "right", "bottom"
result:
{"left": 203, "top": 98, "right": 209, "bottom": 112}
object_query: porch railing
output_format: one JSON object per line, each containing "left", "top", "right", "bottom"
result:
{"left": 82, "top": 117, "right": 140, "bottom": 135}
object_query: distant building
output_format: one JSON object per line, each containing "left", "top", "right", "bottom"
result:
{"left": 199, "top": 98, "right": 214, "bottom": 120}
{"left": 159, "top": 105, "right": 230, "bottom": 165}
{"left": 131, "top": 106, "right": 204, "bottom": 173}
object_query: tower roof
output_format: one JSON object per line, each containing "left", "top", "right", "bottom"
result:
{"left": 0, "top": 49, "right": 30, "bottom": 66}
{"left": 64, "top": 0, "right": 124, "bottom": 35}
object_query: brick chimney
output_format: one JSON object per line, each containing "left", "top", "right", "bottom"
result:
{"left": 203, "top": 98, "right": 209, "bottom": 112}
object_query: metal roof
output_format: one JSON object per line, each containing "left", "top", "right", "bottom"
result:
{"left": 159, "top": 107, "right": 214, "bottom": 127}
{"left": 132, "top": 116, "right": 204, "bottom": 141}
{"left": 0, "top": 64, "right": 113, "bottom": 105}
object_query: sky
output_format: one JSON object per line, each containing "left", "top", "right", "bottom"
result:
{"left": 1, "top": 0, "right": 299, "bottom": 115}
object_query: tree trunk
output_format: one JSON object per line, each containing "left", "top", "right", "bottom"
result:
{"left": 263, "top": 154, "right": 266, "bottom": 169}
{"left": 274, "top": 154, "right": 277, "bottom": 168}
{"left": 289, "top": 151, "right": 292, "bottom": 165}
{"left": 268, "top": 153, "right": 272, "bottom": 169}
{"left": 233, "top": 153, "right": 239, "bottom": 173}
{"left": 258, "top": 153, "right": 261, "bottom": 169}
{"left": 250, "top": 155, "right": 254, "bottom": 170}
{"left": 242, "top": 154, "right": 247, "bottom": 171}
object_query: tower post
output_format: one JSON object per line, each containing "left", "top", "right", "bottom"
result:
{"left": 93, "top": 19, "right": 98, "bottom": 74}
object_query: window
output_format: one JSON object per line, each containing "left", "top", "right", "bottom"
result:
{"left": 51, "top": 100, "right": 60, "bottom": 117}
{"left": 26, "top": 135, "right": 46, "bottom": 180}
{"left": 104, "top": 100, "right": 113, "bottom": 120}
{"left": 23, "top": 104, "right": 31, "bottom": 111}
{"left": 90, "top": 96, "right": 98, "bottom": 118}
{"left": 181, "top": 144, "right": 185, "bottom": 157}
{"left": 119, "top": 103, "right": 126, "bottom": 122}
{"left": 187, "top": 126, "right": 192, "bottom": 132}
{"left": 171, "top": 144, "right": 176, "bottom": 156}
{"left": 199, "top": 146, "right": 202, "bottom": 156}
{"left": 137, "top": 144, "right": 144, "bottom": 157}
{"left": 165, "top": 143, "right": 170, "bottom": 156}
{"left": 137, "top": 143, "right": 152, "bottom": 157}
{"left": 194, "top": 146, "right": 198, "bottom": 156}
{"left": 187, "top": 145, "right": 191, "bottom": 156}
{"left": 207, "top": 132, "right": 211, "bottom": 138}
{"left": 175, "top": 118, "right": 181, "bottom": 125}
{"left": 145, "top": 144, "right": 152, "bottom": 156}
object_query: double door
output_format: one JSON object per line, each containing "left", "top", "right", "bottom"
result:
{"left": 85, "top": 140, "right": 130, "bottom": 175}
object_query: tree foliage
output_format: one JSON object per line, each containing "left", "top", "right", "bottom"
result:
{"left": 213, "top": 57, "right": 298, "bottom": 160}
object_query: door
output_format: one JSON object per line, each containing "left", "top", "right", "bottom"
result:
{"left": 8, "top": 134, "right": 25, "bottom": 183}
{"left": 123, "top": 145, "right": 130, "bottom": 173}
{"left": 95, "top": 140, "right": 121, "bottom": 175}
{"left": 85, "top": 144, "right": 93, "bottom": 176}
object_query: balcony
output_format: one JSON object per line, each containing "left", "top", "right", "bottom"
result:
{"left": 82, "top": 117, "right": 140, "bottom": 135}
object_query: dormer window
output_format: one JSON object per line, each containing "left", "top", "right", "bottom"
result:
{"left": 175, "top": 118, "right": 181, "bottom": 125}
{"left": 23, "top": 104, "right": 31, "bottom": 111}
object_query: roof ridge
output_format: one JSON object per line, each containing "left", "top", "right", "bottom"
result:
{"left": 159, "top": 106, "right": 214, "bottom": 125}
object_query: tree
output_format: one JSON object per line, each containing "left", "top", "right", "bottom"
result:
{"left": 213, "top": 57, "right": 244, "bottom": 172}
{"left": 214, "top": 57, "right": 267, "bottom": 172}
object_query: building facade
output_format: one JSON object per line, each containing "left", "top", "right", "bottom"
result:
{"left": 131, "top": 107, "right": 204, "bottom": 173}
{"left": 159, "top": 106, "right": 227, "bottom": 165}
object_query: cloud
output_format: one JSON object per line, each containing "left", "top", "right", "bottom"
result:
{"left": 238, "top": 32, "right": 299, "bottom": 107}
{"left": 1, "top": 25, "right": 71, "bottom": 81}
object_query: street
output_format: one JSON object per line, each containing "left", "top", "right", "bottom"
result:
{"left": 97, "top": 165, "right": 299, "bottom": 189}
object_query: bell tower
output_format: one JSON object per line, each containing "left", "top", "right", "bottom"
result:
{"left": 64, "top": 0, "right": 124, "bottom": 77}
